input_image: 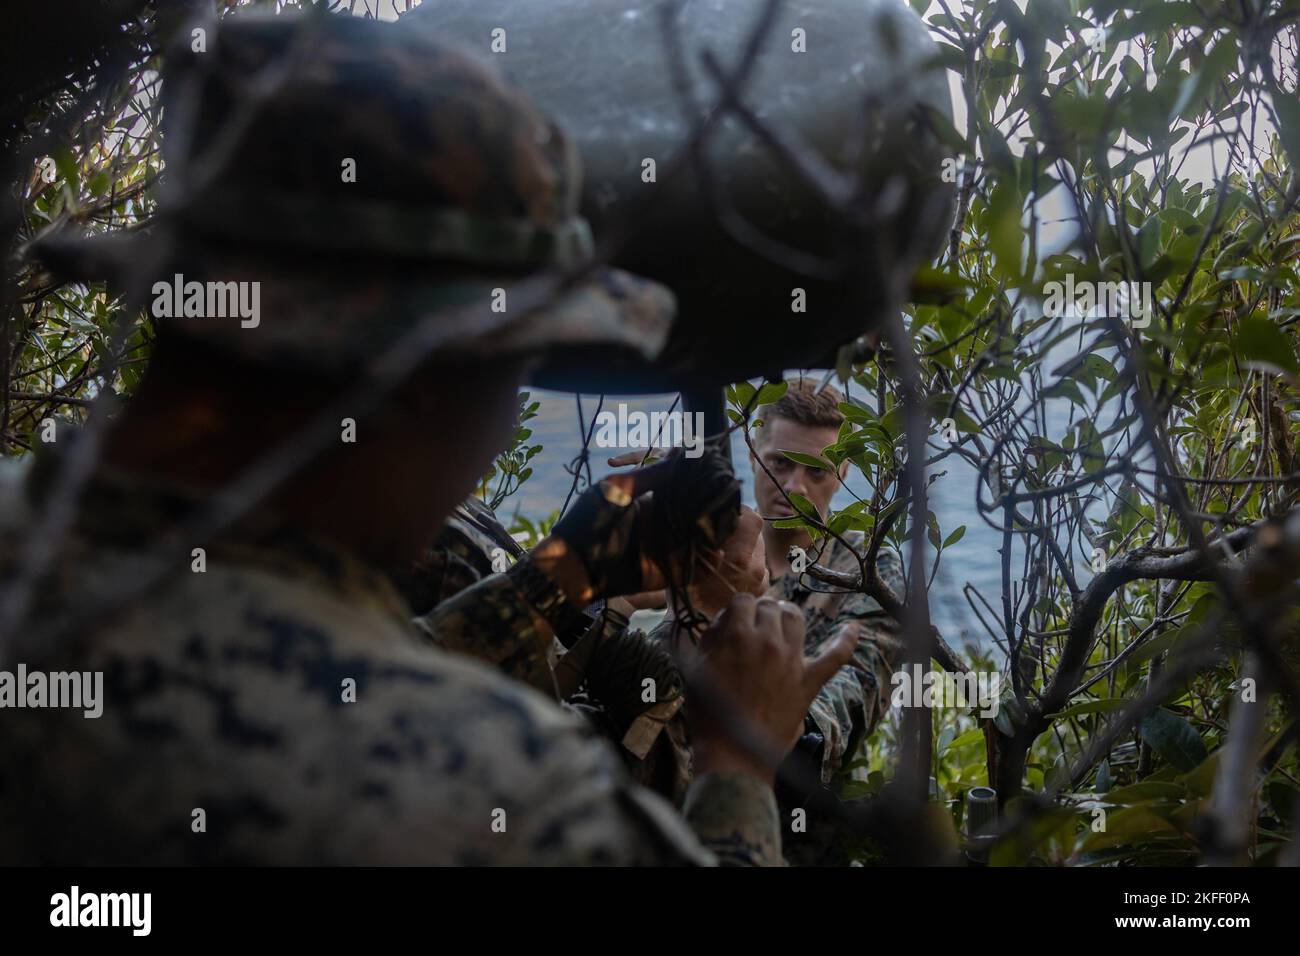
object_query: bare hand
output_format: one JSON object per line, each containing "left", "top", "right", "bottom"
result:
{"left": 688, "top": 594, "right": 854, "bottom": 786}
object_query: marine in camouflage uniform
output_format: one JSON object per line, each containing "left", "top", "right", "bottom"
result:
{"left": 384, "top": 489, "right": 690, "bottom": 798}
{"left": 1, "top": 12, "right": 784, "bottom": 866}
{"left": 769, "top": 532, "right": 906, "bottom": 786}
{"left": 389, "top": 445, "right": 906, "bottom": 865}
{"left": 0, "top": 453, "right": 751, "bottom": 865}
{"left": 401, "top": 497, "right": 905, "bottom": 824}
{"left": 768, "top": 534, "right": 906, "bottom": 865}
{"left": 630, "top": 537, "right": 906, "bottom": 818}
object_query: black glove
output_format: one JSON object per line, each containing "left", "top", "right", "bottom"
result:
{"left": 550, "top": 446, "right": 741, "bottom": 599}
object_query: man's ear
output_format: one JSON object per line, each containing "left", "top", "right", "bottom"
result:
{"left": 837, "top": 458, "right": 850, "bottom": 481}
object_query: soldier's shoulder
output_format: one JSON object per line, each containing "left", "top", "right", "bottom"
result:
{"left": 326, "top": 644, "right": 710, "bottom": 864}
{"left": 824, "top": 533, "right": 903, "bottom": 577}
{"left": 9, "top": 557, "right": 708, "bottom": 864}
{"left": 151, "top": 563, "right": 707, "bottom": 863}
{"left": 822, "top": 530, "right": 866, "bottom": 570}
{"left": 873, "top": 546, "right": 905, "bottom": 585}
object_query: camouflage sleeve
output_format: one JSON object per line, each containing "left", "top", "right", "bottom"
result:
{"left": 411, "top": 572, "right": 557, "bottom": 696}
{"left": 411, "top": 589, "right": 783, "bottom": 865}
{"left": 682, "top": 772, "right": 783, "bottom": 866}
{"left": 805, "top": 551, "right": 907, "bottom": 782}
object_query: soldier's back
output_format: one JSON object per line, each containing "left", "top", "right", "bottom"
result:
{"left": 0, "top": 462, "right": 704, "bottom": 866}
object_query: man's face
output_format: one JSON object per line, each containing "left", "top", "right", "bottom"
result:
{"left": 386, "top": 358, "right": 533, "bottom": 549}
{"left": 750, "top": 415, "right": 844, "bottom": 525}
{"left": 412, "top": 360, "right": 532, "bottom": 496}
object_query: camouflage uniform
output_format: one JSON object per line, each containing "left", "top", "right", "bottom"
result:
{"left": 394, "top": 499, "right": 572, "bottom": 696}
{"left": 0, "top": 458, "right": 779, "bottom": 865}
{"left": 387, "top": 497, "right": 690, "bottom": 792}
{"left": 768, "top": 531, "right": 906, "bottom": 785}
{"left": 6, "top": 14, "right": 784, "bottom": 866}
{"left": 629, "top": 531, "right": 905, "bottom": 783}
{"left": 390, "top": 498, "right": 515, "bottom": 617}
{"left": 604, "top": 532, "right": 906, "bottom": 865}
{"left": 406, "top": 517, "right": 906, "bottom": 825}
{"left": 399, "top": 502, "right": 691, "bottom": 796}
{"left": 767, "top": 533, "right": 906, "bottom": 866}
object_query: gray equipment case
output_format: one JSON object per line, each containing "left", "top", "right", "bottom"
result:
{"left": 411, "top": 0, "right": 957, "bottom": 391}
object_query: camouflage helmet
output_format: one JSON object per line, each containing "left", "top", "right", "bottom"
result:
{"left": 30, "top": 11, "right": 674, "bottom": 378}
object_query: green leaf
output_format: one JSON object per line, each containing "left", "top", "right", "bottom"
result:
{"left": 1095, "top": 759, "right": 1113, "bottom": 795}
{"left": 786, "top": 492, "right": 820, "bottom": 522}
{"left": 1080, "top": 807, "right": 1178, "bottom": 852}
{"left": 1272, "top": 88, "right": 1300, "bottom": 174}
{"left": 837, "top": 401, "right": 875, "bottom": 423}
{"left": 1127, "top": 625, "right": 1189, "bottom": 664}
{"left": 1109, "top": 3, "right": 1200, "bottom": 44}
{"left": 1168, "top": 35, "right": 1238, "bottom": 123}
{"left": 1045, "top": 378, "right": 1089, "bottom": 407}
{"left": 942, "top": 525, "right": 967, "bottom": 548}
{"left": 988, "top": 178, "right": 1023, "bottom": 280}
{"left": 911, "top": 264, "right": 973, "bottom": 303}
{"left": 920, "top": 104, "right": 972, "bottom": 156}
{"left": 827, "top": 510, "right": 855, "bottom": 536}
{"left": 922, "top": 43, "right": 967, "bottom": 75}
{"left": 755, "top": 380, "right": 789, "bottom": 406}
{"left": 728, "top": 381, "right": 757, "bottom": 409}
{"left": 1179, "top": 752, "right": 1220, "bottom": 798}
{"left": 945, "top": 727, "right": 985, "bottom": 752}
{"left": 1103, "top": 780, "right": 1186, "bottom": 805}
{"left": 53, "top": 146, "right": 79, "bottom": 194}
{"left": 1236, "top": 316, "right": 1299, "bottom": 376}
{"left": 780, "top": 450, "right": 830, "bottom": 471}
{"left": 1138, "top": 709, "right": 1208, "bottom": 772}
{"left": 880, "top": 405, "right": 905, "bottom": 440}
{"left": 1047, "top": 698, "right": 1128, "bottom": 720}
{"left": 1138, "top": 215, "right": 1162, "bottom": 269}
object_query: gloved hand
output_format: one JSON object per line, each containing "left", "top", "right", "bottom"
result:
{"left": 548, "top": 445, "right": 741, "bottom": 600}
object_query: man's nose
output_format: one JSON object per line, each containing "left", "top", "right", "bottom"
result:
{"left": 781, "top": 470, "right": 808, "bottom": 496}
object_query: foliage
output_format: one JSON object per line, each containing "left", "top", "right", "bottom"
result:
{"left": 731, "top": 0, "right": 1300, "bottom": 865}
{"left": 505, "top": 508, "right": 560, "bottom": 550}
{"left": 2, "top": 2, "right": 354, "bottom": 450}
{"left": 477, "top": 391, "right": 543, "bottom": 511}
